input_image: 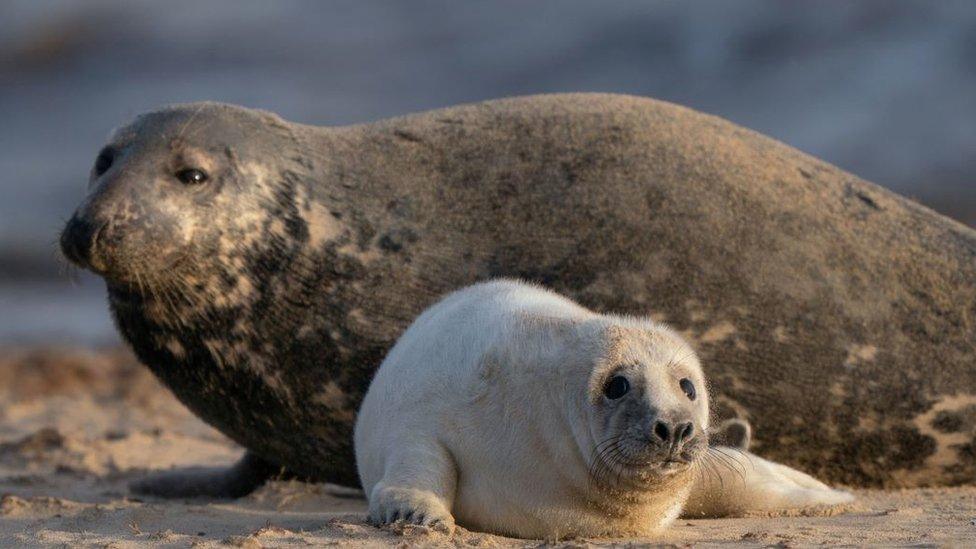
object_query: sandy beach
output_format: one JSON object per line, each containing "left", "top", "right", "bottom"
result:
{"left": 0, "top": 346, "right": 971, "bottom": 548}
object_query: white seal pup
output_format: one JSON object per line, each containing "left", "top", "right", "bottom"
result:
{"left": 355, "top": 280, "right": 853, "bottom": 538}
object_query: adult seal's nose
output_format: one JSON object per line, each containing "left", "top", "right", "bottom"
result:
{"left": 60, "top": 213, "right": 103, "bottom": 269}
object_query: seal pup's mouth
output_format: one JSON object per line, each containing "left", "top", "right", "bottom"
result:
{"left": 589, "top": 435, "right": 705, "bottom": 489}
{"left": 655, "top": 454, "right": 701, "bottom": 478}
{"left": 638, "top": 452, "right": 697, "bottom": 475}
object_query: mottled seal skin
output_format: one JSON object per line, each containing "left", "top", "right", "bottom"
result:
{"left": 60, "top": 93, "right": 976, "bottom": 492}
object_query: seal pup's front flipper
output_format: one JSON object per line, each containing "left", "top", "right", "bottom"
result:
{"left": 682, "top": 447, "right": 853, "bottom": 518}
{"left": 130, "top": 451, "right": 279, "bottom": 499}
{"left": 364, "top": 440, "right": 457, "bottom": 533}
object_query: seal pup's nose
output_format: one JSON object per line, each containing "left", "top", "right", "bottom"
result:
{"left": 60, "top": 213, "right": 104, "bottom": 269}
{"left": 651, "top": 420, "right": 694, "bottom": 444}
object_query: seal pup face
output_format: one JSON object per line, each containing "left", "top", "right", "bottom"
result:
{"left": 584, "top": 322, "right": 710, "bottom": 489}
{"left": 59, "top": 102, "right": 319, "bottom": 324}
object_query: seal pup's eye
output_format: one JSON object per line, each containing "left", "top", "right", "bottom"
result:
{"left": 93, "top": 148, "right": 114, "bottom": 176}
{"left": 603, "top": 376, "right": 630, "bottom": 400}
{"left": 176, "top": 168, "right": 209, "bottom": 185}
{"left": 679, "top": 378, "right": 696, "bottom": 401}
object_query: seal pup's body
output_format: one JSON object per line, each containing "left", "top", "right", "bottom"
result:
{"left": 59, "top": 94, "right": 976, "bottom": 496}
{"left": 355, "top": 280, "right": 852, "bottom": 538}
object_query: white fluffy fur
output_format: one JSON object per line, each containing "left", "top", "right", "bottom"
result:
{"left": 354, "top": 280, "right": 852, "bottom": 538}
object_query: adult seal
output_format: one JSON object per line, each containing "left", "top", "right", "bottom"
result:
{"left": 59, "top": 93, "right": 976, "bottom": 494}
{"left": 355, "top": 280, "right": 852, "bottom": 538}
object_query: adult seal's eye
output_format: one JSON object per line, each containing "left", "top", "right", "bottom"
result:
{"left": 603, "top": 375, "right": 630, "bottom": 400}
{"left": 679, "top": 378, "right": 696, "bottom": 401}
{"left": 93, "top": 148, "right": 114, "bottom": 176}
{"left": 176, "top": 168, "right": 209, "bottom": 185}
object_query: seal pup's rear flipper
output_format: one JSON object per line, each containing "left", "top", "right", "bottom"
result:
{"left": 682, "top": 447, "right": 853, "bottom": 518}
{"left": 130, "top": 451, "right": 279, "bottom": 499}
{"left": 708, "top": 418, "right": 752, "bottom": 450}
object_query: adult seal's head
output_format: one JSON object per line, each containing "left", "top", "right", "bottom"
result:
{"left": 60, "top": 103, "right": 316, "bottom": 313}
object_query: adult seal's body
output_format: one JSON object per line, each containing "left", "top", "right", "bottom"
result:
{"left": 60, "top": 93, "right": 976, "bottom": 494}
{"left": 355, "top": 280, "right": 851, "bottom": 538}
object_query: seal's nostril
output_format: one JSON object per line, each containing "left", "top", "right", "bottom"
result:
{"left": 676, "top": 422, "right": 694, "bottom": 443}
{"left": 653, "top": 420, "right": 671, "bottom": 442}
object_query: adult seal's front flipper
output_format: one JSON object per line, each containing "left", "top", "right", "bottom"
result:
{"left": 130, "top": 451, "right": 279, "bottom": 499}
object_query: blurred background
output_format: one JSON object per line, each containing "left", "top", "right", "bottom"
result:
{"left": 1, "top": 0, "right": 973, "bottom": 345}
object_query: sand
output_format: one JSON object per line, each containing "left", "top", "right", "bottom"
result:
{"left": 0, "top": 347, "right": 972, "bottom": 548}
